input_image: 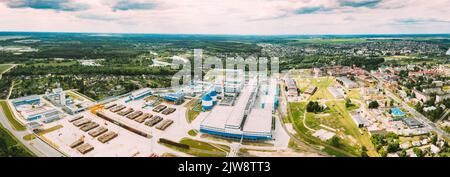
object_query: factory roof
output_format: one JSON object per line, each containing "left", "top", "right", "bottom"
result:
{"left": 130, "top": 88, "right": 152, "bottom": 97}
{"left": 12, "top": 95, "right": 40, "bottom": 102}
{"left": 201, "top": 77, "right": 276, "bottom": 135}
{"left": 328, "top": 87, "right": 345, "bottom": 98}
{"left": 285, "top": 78, "right": 297, "bottom": 89}
{"left": 337, "top": 77, "right": 358, "bottom": 87}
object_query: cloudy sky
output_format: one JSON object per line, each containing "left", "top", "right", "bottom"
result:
{"left": 0, "top": 0, "right": 449, "bottom": 35}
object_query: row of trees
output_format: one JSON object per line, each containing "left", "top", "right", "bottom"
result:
{"left": 6, "top": 65, "right": 177, "bottom": 76}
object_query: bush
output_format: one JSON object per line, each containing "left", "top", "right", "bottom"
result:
{"left": 306, "top": 101, "right": 324, "bottom": 113}
{"left": 345, "top": 98, "right": 352, "bottom": 108}
{"left": 413, "top": 148, "right": 423, "bottom": 157}
{"left": 398, "top": 150, "right": 407, "bottom": 157}
{"left": 387, "top": 142, "right": 400, "bottom": 153}
{"left": 368, "top": 101, "right": 380, "bottom": 109}
{"left": 328, "top": 136, "right": 342, "bottom": 148}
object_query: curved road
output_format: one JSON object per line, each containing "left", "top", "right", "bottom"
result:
{"left": 0, "top": 102, "right": 64, "bottom": 157}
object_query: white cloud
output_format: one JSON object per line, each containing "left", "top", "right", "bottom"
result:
{"left": 0, "top": 0, "right": 449, "bottom": 34}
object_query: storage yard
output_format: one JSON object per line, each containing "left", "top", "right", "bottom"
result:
{"left": 31, "top": 87, "right": 191, "bottom": 157}
{"left": 6, "top": 69, "right": 288, "bottom": 157}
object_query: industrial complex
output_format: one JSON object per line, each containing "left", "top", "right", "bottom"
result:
{"left": 199, "top": 72, "right": 279, "bottom": 141}
{"left": 3, "top": 69, "right": 285, "bottom": 157}
{"left": 2, "top": 65, "right": 449, "bottom": 158}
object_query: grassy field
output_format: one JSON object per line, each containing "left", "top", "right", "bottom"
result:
{"left": 308, "top": 77, "right": 335, "bottom": 100}
{"left": 0, "top": 101, "right": 26, "bottom": 131}
{"left": 0, "top": 125, "right": 35, "bottom": 157}
{"left": 23, "top": 125, "right": 64, "bottom": 141}
{"left": 347, "top": 89, "right": 362, "bottom": 100}
{"left": 160, "top": 138, "right": 229, "bottom": 157}
{"left": 288, "top": 102, "right": 356, "bottom": 157}
{"left": 188, "top": 129, "right": 198, "bottom": 136}
{"left": 161, "top": 153, "right": 177, "bottom": 157}
{"left": 325, "top": 100, "right": 378, "bottom": 157}
{"left": 0, "top": 64, "right": 14, "bottom": 73}
{"left": 68, "top": 90, "right": 96, "bottom": 102}
{"left": 444, "top": 86, "right": 450, "bottom": 92}
{"left": 185, "top": 99, "right": 201, "bottom": 123}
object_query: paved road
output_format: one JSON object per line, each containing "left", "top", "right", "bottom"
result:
{"left": 438, "top": 109, "right": 450, "bottom": 123}
{"left": 0, "top": 102, "right": 64, "bottom": 157}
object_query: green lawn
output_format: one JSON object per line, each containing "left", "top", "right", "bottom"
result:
{"left": 0, "top": 101, "right": 26, "bottom": 131}
{"left": 23, "top": 125, "right": 64, "bottom": 141}
{"left": 443, "top": 86, "right": 450, "bottom": 92}
{"left": 187, "top": 109, "right": 200, "bottom": 123}
{"left": 161, "top": 153, "right": 177, "bottom": 157}
{"left": 68, "top": 90, "right": 96, "bottom": 102}
{"left": 160, "top": 138, "right": 229, "bottom": 157}
{"left": 347, "top": 89, "right": 362, "bottom": 100}
{"left": 325, "top": 100, "right": 378, "bottom": 157}
{"left": 308, "top": 77, "right": 335, "bottom": 100}
{"left": 288, "top": 102, "right": 356, "bottom": 157}
{"left": 185, "top": 99, "right": 201, "bottom": 123}
{"left": 180, "top": 138, "right": 230, "bottom": 151}
{"left": 0, "top": 125, "right": 35, "bottom": 157}
{"left": 188, "top": 129, "right": 198, "bottom": 136}
{"left": 0, "top": 64, "right": 14, "bottom": 73}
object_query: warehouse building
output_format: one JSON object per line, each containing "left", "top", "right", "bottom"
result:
{"left": 350, "top": 111, "right": 369, "bottom": 128}
{"left": 163, "top": 92, "right": 185, "bottom": 105}
{"left": 126, "top": 88, "right": 152, "bottom": 102}
{"left": 285, "top": 76, "right": 298, "bottom": 97}
{"left": 20, "top": 106, "right": 62, "bottom": 122}
{"left": 304, "top": 85, "right": 317, "bottom": 95}
{"left": 12, "top": 95, "right": 41, "bottom": 107}
{"left": 402, "top": 118, "right": 424, "bottom": 129}
{"left": 328, "top": 87, "right": 345, "bottom": 99}
{"left": 336, "top": 77, "right": 359, "bottom": 89}
{"left": 200, "top": 76, "right": 278, "bottom": 141}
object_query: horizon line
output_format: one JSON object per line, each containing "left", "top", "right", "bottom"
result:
{"left": 1, "top": 31, "right": 450, "bottom": 37}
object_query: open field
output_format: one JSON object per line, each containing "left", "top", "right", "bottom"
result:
{"left": 68, "top": 90, "right": 96, "bottom": 102}
{"left": 287, "top": 102, "right": 357, "bottom": 157}
{"left": 0, "top": 125, "right": 35, "bottom": 157}
{"left": 0, "top": 101, "right": 26, "bottom": 131}
{"left": 0, "top": 64, "right": 14, "bottom": 73}
{"left": 347, "top": 89, "right": 362, "bottom": 100}
{"left": 185, "top": 99, "right": 201, "bottom": 123}
{"left": 188, "top": 129, "right": 198, "bottom": 136}
{"left": 308, "top": 77, "right": 335, "bottom": 100}
{"left": 444, "top": 86, "right": 450, "bottom": 92}
{"left": 160, "top": 138, "right": 229, "bottom": 157}
{"left": 23, "top": 125, "right": 64, "bottom": 141}
{"left": 325, "top": 100, "right": 378, "bottom": 156}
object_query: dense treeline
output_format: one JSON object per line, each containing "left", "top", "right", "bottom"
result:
{"left": 0, "top": 78, "right": 12, "bottom": 99}
{"left": 6, "top": 65, "right": 177, "bottom": 76}
{"left": 281, "top": 55, "right": 385, "bottom": 71}
{"left": 0, "top": 127, "right": 34, "bottom": 157}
